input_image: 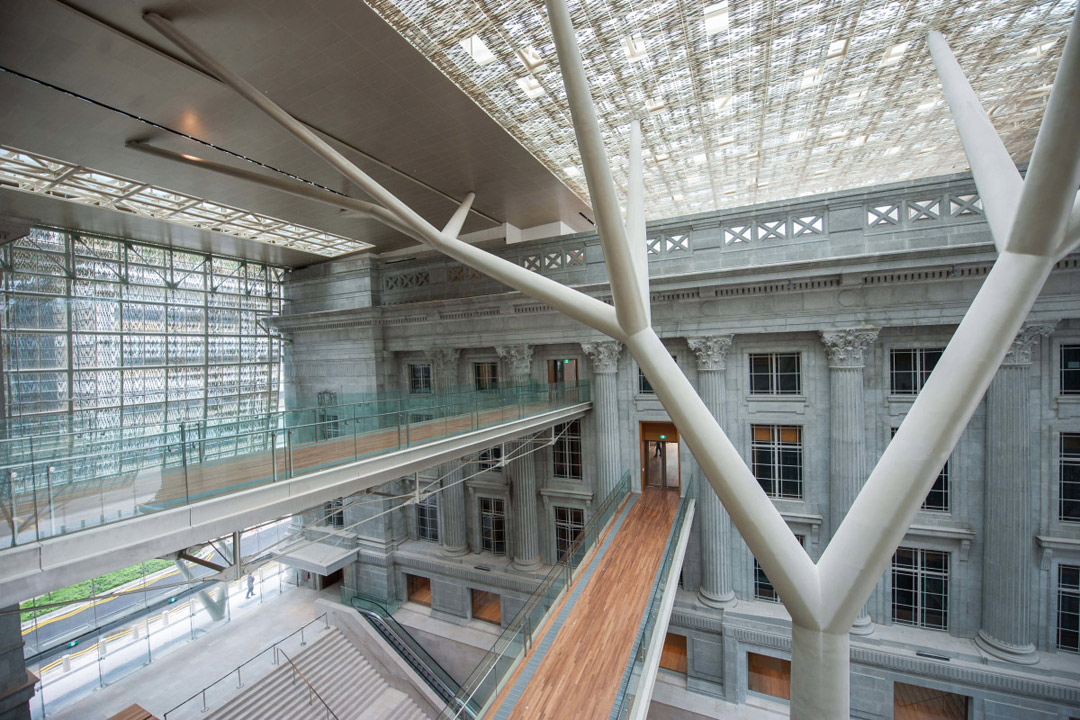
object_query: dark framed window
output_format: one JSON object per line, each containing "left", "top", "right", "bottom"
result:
{"left": 892, "top": 547, "right": 949, "bottom": 630}
{"left": 553, "top": 419, "right": 582, "bottom": 479}
{"left": 417, "top": 494, "right": 439, "bottom": 542}
{"left": 410, "top": 363, "right": 432, "bottom": 394}
{"left": 754, "top": 534, "right": 804, "bottom": 602}
{"left": 892, "top": 427, "right": 949, "bottom": 512}
{"left": 890, "top": 348, "right": 943, "bottom": 395}
{"left": 1061, "top": 345, "right": 1080, "bottom": 394}
{"left": 554, "top": 505, "right": 585, "bottom": 562}
{"left": 638, "top": 355, "right": 675, "bottom": 394}
{"left": 1062, "top": 433, "right": 1080, "bottom": 523}
{"left": 325, "top": 498, "right": 344, "bottom": 527}
{"left": 1059, "top": 564, "right": 1079, "bottom": 652}
{"left": 477, "top": 445, "right": 502, "bottom": 472}
{"left": 751, "top": 425, "right": 802, "bottom": 499}
{"left": 474, "top": 361, "right": 499, "bottom": 391}
{"left": 749, "top": 353, "right": 801, "bottom": 395}
{"left": 480, "top": 497, "right": 507, "bottom": 555}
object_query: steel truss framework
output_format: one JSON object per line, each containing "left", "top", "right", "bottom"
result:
{"left": 0, "top": 227, "right": 284, "bottom": 441}
{"left": 145, "top": 1, "right": 1080, "bottom": 717}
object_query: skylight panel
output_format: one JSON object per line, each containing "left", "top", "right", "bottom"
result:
{"left": 517, "top": 76, "right": 545, "bottom": 98}
{"left": 622, "top": 34, "right": 648, "bottom": 62}
{"left": 714, "top": 94, "right": 732, "bottom": 111}
{"left": 460, "top": 35, "right": 496, "bottom": 66}
{"left": 1024, "top": 40, "right": 1055, "bottom": 57}
{"left": 881, "top": 42, "right": 908, "bottom": 67}
{"left": 645, "top": 97, "right": 667, "bottom": 114}
{"left": 801, "top": 67, "right": 823, "bottom": 88}
{"left": 704, "top": 2, "right": 730, "bottom": 35}
{"left": 826, "top": 38, "right": 849, "bottom": 60}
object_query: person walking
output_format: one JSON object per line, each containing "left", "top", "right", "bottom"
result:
{"left": 246, "top": 572, "right": 255, "bottom": 598}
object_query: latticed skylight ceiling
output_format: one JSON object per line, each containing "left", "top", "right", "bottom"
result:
{"left": 365, "top": 0, "right": 1075, "bottom": 220}
{"left": 0, "top": 146, "right": 371, "bottom": 257}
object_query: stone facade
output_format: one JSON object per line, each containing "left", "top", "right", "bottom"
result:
{"left": 274, "top": 173, "right": 1080, "bottom": 717}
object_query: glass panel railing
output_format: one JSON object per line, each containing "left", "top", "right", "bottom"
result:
{"left": 0, "top": 380, "right": 590, "bottom": 548}
{"left": 610, "top": 482, "right": 695, "bottom": 719}
{"left": 344, "top": 592, "right": 462, "bottom": 708}
{"left": 437, "top": 469, "right": 632, "bottom": 720}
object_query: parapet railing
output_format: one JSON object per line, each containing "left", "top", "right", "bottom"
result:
{"left": 0, "top": 380, "right": 590, "bottom": 548}
{"left": 346, "top": 593, "right": 461, "bottom": 707}
{"left": 611, "top": 484, "right": 695, "bottom": 719}
{"left": 162, "top": 612, "right": 330, "bottom": 719}
{"left": 437, "top": 469, "right": 632, "bottom": 720}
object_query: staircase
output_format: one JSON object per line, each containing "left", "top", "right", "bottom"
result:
{"left": 206, "top": 629, "right": 431, "bottom": 720}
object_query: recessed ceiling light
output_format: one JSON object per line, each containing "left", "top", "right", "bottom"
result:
{"left": 801, "top": 67, "right": 823, "bottom": 88}
{"left": 693, "top": 153, "right": 707, "bottom": 164}
{"left": 716, "top": 136, "right": 736, "bottom": 146}
{"left": 516, "top": 46, "right": 546, "bottom": 73}
{"left": 1024, "top": 40, "right": 1055, "bottom": 57}
{"left": 704, "top": 2, "right": 730, "bottom": 35}
{"left": 881, "top": 42, "right": 908, "bottom": 67}
{"left": 563, "top": 165, "right": 580, "bottom": 176}
{"left": 645, "top": 97, "right": 667, "bottom": 114}
{"left": 622, "top": 34, "right": 648, "bottom": 62}
{"left": 826, "top": 38, "right": 849, "bottom": 60}
{"left": 714, "top": 94, "right": 732, "bottom": 110}
{"left": 517, "top": 76, "right": 545, "bottom": 98}
{"left": 654, "top": 152, "right": 670, "bottom": 162}
{"left": 459, "top": 35, "right": 496, "bottom": 66}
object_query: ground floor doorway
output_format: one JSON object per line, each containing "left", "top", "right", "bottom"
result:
{"left": 640, "top": 421, "right": 680, "bottom": 491}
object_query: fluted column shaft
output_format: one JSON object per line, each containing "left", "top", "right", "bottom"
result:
{"left": 689, "top": 335, "right": 736, "bottom": 608}
{"left": 821, "top": 328, "right": 878, "bottom": 634}
{"left": 495, "top": 345, "right": 542, "bottom": 570}
{"left": 976, "top": 323, "right": 1054, "bottom": 663}
{"left": 439, "top": 461, "right": 468, "bottom": 556}
{"left": 581, "top": 342, "right": 622, "bottom": 499}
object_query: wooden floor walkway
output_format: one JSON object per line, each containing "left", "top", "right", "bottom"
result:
{"left": 490, "top": 486, "right": 680, "bottom": 720}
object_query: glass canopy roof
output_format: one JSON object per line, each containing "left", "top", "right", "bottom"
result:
{"left": 0, "top": 146, "right": 372, "bottom": 257}
{"left": 366, "top": 0, "right": 1074, "bottom": 220}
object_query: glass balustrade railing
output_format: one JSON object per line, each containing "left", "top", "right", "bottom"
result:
{"left": 0, "top": 381, "right": 590, "bottom": 548}
{"left": 437, "top": 469, "right": 631, "bottom": 720}
{"left": 611, "top": 483, "right": 695, "bottom": 720}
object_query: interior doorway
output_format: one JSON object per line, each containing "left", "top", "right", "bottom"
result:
{"left": 548, "top": 358, "right": 578, "bottom": 385}
{"left": 640, "top": 421, "right": 680, "bottom": 490}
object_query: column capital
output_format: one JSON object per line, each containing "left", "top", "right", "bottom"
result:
{"left": 495, "top": 344, "right": 533, "bottom": 382}
{"left": 581, "top": 341, "right": 622, "bottom": 374}
{"left": 1001, "top": 322, "right": 1057, "bottom": 366}
{"left": 820, "top": 327, "right": 879, "bottom": 368}
{"left": 687, "top": 335, "right": 734, "bottom": 371}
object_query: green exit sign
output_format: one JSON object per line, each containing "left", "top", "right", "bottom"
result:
{"left": 658, "top": 434, "right": 667, "bottom": 440}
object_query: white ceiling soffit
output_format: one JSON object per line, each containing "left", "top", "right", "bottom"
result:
{"left": 0, "top": 146, "right": 372, "bottom": 257}
{"left": 364, "top": 0, "right": 1075, "bottom": 219}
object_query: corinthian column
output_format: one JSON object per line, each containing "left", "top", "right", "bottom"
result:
{"left": 495, "top": 344, "right": 542, "bottom": 570}
{"left": 821, "top": 327, "right": 878, "bottom": 634}
{"left": 581, "top": 341, "right": 622, "bottom": 499}
{"left": 496, "top": 344, "right": 533, "bottom": 387}
{"left": 976, "top": 322, "right": 1055, "bottom": 664}
{"left": 687, "top": 335, "right": 737, "bottom": 608}
{"left": 428, "top": 348, "right": 468, "bottom": 556}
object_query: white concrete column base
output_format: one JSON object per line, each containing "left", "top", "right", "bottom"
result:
{"left": 975, "top": 629, "right": 1039, "bottom": 665}
{"left": 697, "top": 588, "right": 737, "bottom": 609}
{"left": 439, "top": 544, "right": 469, "bottom": 558}
{"left": 510, "top": 555, "right": 543, "bottom": 573}
{"left": 850, "top": 610, "right": 874, "bottom": 636}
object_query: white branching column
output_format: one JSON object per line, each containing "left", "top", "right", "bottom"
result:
{"left": 976, "top": 322, "right": 1055, "bottom": 664}
{"left": 820, "top": 328, "right": 879, "bottom": 635}
{"left": 497, "top": 345, "right": 542, "bottom": 571}
{"left": 688, "top": 335, "right": 737, "bottom": 608}
{"left": 581, "top": 341, "right": 623, "bottom": 499}
{"left": 430, "top": 348, "right": 468, "bottom": 556}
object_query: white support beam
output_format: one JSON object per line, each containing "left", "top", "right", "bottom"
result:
{"left": 928, "top": 31, "right": 1022, "bottom": 252}
{"left": 545, "top": 0, "right": 650, "bottom": 335}
{"left": 442, "top": 192, "right": 475, "bottom": 238}
{"left": 144, "top": 12, "right": 623, "bottom": 340}
{"left": 127, "top": 142, "right": 428, "bottom": 244}
{"left": 626, "top": 120, "right": 651, "bottom": 326}
{"left": 1005, "top": 9, "right": 1080, "bottom": 256}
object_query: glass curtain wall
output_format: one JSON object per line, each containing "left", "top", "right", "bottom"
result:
{"left": 0, "top": 227, "right": 284, "bottom": 439}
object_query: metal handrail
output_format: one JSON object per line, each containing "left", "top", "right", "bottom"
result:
{"left": 162, "top": 612, "right": 329, "bottom": 719}
{"left": 278, "top": 648, "right": 343, "bottom": 720}
{"left": 439, "top": 469, "right": 632, "bottom": 720}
